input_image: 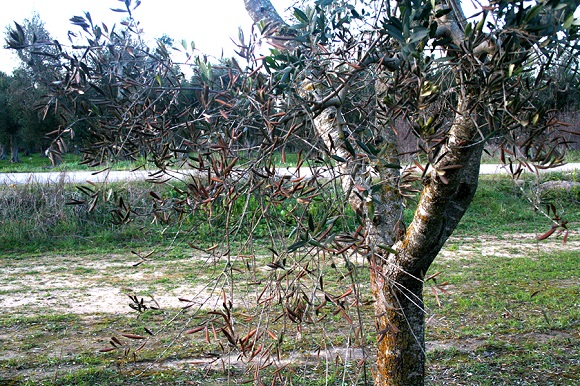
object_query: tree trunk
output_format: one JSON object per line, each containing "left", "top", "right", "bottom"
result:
{"left": 10, "top": 133, "right": 20, "bottom": 163}
{"left": 372, "top": 276, "right": 425, "bottom": 385}
{"left": 0, "top": 144, "right": 6, "bottom": 160}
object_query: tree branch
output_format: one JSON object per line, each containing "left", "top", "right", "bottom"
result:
{"left": 243, "top": 0, "right": 287, "bottom": 34}
{"left": 395, "top": 91, "right": 484, "bottom": 276}
{"left": 243, "top": 0, "right": 368, "bottom": 216}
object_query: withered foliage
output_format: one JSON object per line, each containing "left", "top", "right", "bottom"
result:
{"left": 6, "top": 0, "right": 579, "bottom": 383}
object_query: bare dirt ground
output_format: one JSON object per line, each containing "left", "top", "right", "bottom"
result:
{"left": 1, "top": 254, "right": 189, "bottom": 315}
{"left": 0, "top": 233, "right": 578, "bottom": 384}
{"left": 2, "top": 234, "right": 576, "bottom": 316}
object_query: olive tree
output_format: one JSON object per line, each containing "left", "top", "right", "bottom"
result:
{"left": 238, "top": 1, "right": 577, "bottom": 384}
{"left": 7, "top": 0, "right": 578, "bottom": 384}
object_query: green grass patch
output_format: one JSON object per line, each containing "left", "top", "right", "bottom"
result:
{"left": 0, "top": 152, "right": 153, "bottom": 173}
{"left": 447, "top": 174, "right": 579, "bottom": 235}
{"left": 426, "top": 250, "right": 580, "bottom": 338}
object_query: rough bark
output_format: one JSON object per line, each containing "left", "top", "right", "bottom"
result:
{"left": 369, "top": 3, "right": 486, "bottom": 383}
{"left": 368, "top": 94, "right": 484, "bottom": 385}
{"left": 242, "top": 0, "right": 370, "bottom": 225}
{"left": 243, "top": 0, "right": 286, "bottom": 35}
{"left": 374, "top": 101, "right": 483, "bottom": 385}
{"left": 395, "top": 93, "right": 483, "bottom": 275}
{"left": 372, "top": 276, "right": 425, "bottom": 385}
{"left": 369, "top": 75, "right": 419, "bottom": 386}
{"left": 439, "top": 0, "right": 466, "bottom": 45}
{"left": 312, "top": 106, "right": 365, "bottom": 214}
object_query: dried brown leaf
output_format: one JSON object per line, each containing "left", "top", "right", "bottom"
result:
{"left": 184, "top": 326, "right": 206, "bottom": 335}
{"left": 121, "top": 333, "right": 146, "bottom": 340}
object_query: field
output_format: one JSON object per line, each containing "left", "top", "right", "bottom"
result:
{"left": 0, "top": 173, "right": 579, "bottom": 385}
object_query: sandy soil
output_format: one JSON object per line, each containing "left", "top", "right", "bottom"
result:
{"left": 1, "top": 232, "right": 576, "bottom": 314}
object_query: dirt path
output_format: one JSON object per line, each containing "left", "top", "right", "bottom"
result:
{"left": 0, "top": 253, "right": 229, "bottom": 316}
{"left": 2, "top": 163, "right": 579, "bottom": 185}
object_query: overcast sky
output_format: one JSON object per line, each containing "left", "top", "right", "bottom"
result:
{"left": 0, "top": 0, "right": 293, "bottom": 74}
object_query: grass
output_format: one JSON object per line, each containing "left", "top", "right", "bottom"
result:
{"left": 0, "top": 179, "right": 182, "bottom": 254}
{"left": 0, "top": 172, "right": 578, "bottom": 384}
{"left": 1, "top": 170, "right": 577, "bottom": 255}
{"left": 1, "top": 237, "right": 577, "bottom": 384}
{"left": 427, "top": 250, "right": 580, "bottom": 337}
{"left": 451, "top": 174, "right": 580, "bottom": 235}
{"left": 424, "top": 249, "right": 580, "bottom": 385}
{"left": 0, "top": 153, "right": 153, "bottom": 173}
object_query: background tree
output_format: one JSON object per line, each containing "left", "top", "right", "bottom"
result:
{"left": 11, "top": 13, "right": 62, "bottom": 86}
{"left": 542, "top": 46, "right": 580, "bottom": 152}
{"left": 7, "top": 0, "right": 579, "bottom": 385}
{"left": 0, "top": 68, "right": 60, "bottom": 163}
{"left": 3, "top": 14, "right": 64, "bottom": 162}
{"left": 0, "top": 72, "right": 21, "bottom": 162}
{"left": 11, "top": 68, "right": 58, "bottom": 155}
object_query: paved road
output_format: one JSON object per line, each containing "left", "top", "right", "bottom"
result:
{"left": 1, "top": 163, "right": 579, "bottom": 185}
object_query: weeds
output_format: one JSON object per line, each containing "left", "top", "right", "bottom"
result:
{"left": 0, "top": 180, "right": 173, "bottom": 253}
{"left": 2, "top": 173, "right": 578, "bottom": 254}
